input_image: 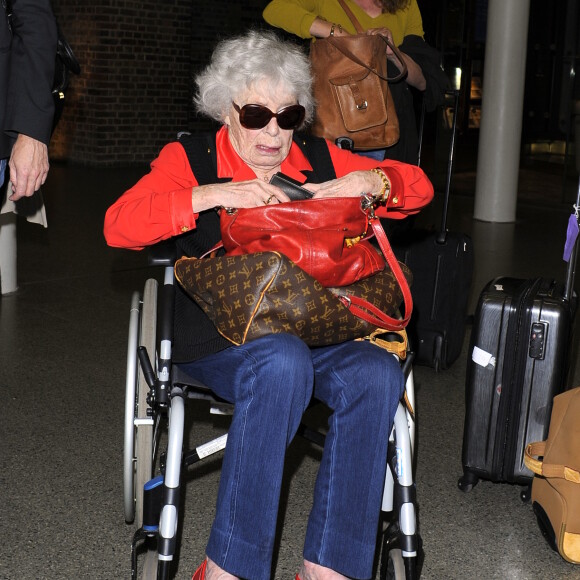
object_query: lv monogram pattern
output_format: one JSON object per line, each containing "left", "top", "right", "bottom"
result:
{"left": 330, "top": 264, "right": 412, "bottom": 312}
{"left": 175, "top": 252, "right": 410, "bottom": 347}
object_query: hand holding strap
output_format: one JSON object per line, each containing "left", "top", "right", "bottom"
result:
{"left": 333, "top": 0, "right": 408, "bottom": 82}
{"left": 326, "top": 35, "right": 408, "bottom": 83}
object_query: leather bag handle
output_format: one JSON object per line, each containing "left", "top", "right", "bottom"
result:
{"left": 357, "top": 328, "right": 409, "bottom": 359}
{"left": 524, "top": 441, "right": 546, "bottom": 475}
{"left": 326, "top": 35, "right": 407, "bottom": 83}
{"left": 339, "top": 210, "right": 413, "bottom": 332}
{"left": 368, "top": 215, "right": 413, "bottom": 329}
{"left": 332, "top": 0, "right": 408, "bottom": 83}
{"left": 524, "top": 442, "right": 580, "bottom": 483}
{"left": 336, "top": 0, "right": 366, "bottom": 34}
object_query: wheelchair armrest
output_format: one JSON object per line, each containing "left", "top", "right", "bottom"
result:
{"left": 148, "top": 239, "right": 178, "bottom": 267}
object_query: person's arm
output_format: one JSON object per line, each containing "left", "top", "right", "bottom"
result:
{"left": 263, "top": 0, "right": 321, "bottom": 39}
{"left": 104, "top": 142, "right": 206, "bottom": 250}
{"left": 405, "top": 0, "right": 425, "bottom": 38}
{"left": 393, "top": 0, "right": 425, "bottom": 89}
{"left": 389, "top": 49, "right": 426, "bottom": 90}
{"left": 6, "top": 0, "right": 57, "bottom": 145}
{"left": 365, "top": 25, "right": 426, "bottom": 91}
{"left": 104, "top": 142, "right": 292, "bottom": 250}
{"left": 5, "top": 0, "right": 57, "bottom": 199}
{"left": 303, "top": 141, "right": 433, "bottom": 218}
{"left": 308, "top": 17, "right": 340, "bottom": 38}
{"left": 373, "top": 155, "right": 433, "bottom": 217}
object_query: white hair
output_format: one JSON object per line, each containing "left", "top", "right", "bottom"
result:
{"left": 194, "top": 30, "right": 315, "bottom": 128}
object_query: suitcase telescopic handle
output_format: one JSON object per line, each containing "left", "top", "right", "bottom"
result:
{"left": 564, "top": 101, "right": 580, "bottom": 301}
{"left": 565, "top": 102, "right": 580, "bottom": 301}
{"left": 563, "top": 178, "right": 580, "bottom": 302}
{"left": 437, "top": 89, "right": 460, "bottom": 245}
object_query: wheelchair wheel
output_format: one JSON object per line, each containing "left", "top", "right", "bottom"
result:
{"left": 140, "top": 542, "right": 158, "bottom": 580}
{"left": 124, "top": 279, "right": 158, "bottom": 526}
{"left": 124, "top": 291, "right": 141, "bottom": 523}
{"left": 382, "top": 548, "right": 405, "bottom": 580}
{"left": 379, "top": 530, "right": 422, "bottom": 580}
{"left": 132, "top": 535, "right": 160, "bottom": 580}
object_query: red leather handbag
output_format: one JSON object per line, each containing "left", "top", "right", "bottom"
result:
{"left": 219, "top": 196, "right": 412, "bottom": 331}
{"left": 221, "top": 196, "right": 383, "bottom": 287}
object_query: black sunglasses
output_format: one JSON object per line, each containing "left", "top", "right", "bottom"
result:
{"left": 232, "top": 102, "right": 305, "bottom": 130}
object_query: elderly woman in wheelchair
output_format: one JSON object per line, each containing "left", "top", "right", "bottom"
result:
{"left": 105, "top": 29, "right": 433, "bottom": 580}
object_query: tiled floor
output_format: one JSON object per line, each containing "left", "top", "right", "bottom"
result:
{"left": 2, "top": 153, "right": 580, "bottom": 580}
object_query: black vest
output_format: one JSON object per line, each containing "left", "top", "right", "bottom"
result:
{"left": 172, "top": 131, "right": 336, "bottom": 362}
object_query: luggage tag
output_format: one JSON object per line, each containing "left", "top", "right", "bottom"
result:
{"left": 563, "top": 204, "right": 580, "bottom": 262}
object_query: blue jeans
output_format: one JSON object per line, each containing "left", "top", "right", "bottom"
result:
{"left": 0, "top": 158, "right": 6, "bottom": 189}
{"left": 180, "top": 334, "right": 404, "bottom": 579}
{"left": 356, "top": 149, "right": 385, "bottom": 161}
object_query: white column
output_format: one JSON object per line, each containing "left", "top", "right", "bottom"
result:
{"left": 473, "top": 0, "right": 531, "bottom": 222}
{"left": 0, "top": 212, "right": 18, "bottom": 294}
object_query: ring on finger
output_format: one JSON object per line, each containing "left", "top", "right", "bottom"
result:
{"left": 264, "top": 195, "right": 275, "bottom": 205}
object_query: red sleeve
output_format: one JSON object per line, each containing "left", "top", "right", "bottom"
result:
{"left": 326, "top": 141, "right": 434, "bottom": 219}
{"left": 103, "top": 142, "right": 199, "bottom": 250}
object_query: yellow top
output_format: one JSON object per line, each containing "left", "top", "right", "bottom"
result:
{"left": 263, "top": 0, "right": 424, "bottom": 47}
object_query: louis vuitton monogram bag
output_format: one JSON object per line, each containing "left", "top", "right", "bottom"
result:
{"left": 174, "top": 251, "right": 411, "bottom": 347}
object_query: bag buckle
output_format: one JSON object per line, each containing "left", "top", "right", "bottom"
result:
{"left": 360, "top": 194, "right": 376, "bottom": 218}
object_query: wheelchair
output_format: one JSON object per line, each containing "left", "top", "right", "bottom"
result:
{"left": 123, "top": 252, "right": 422, "bottom": 580}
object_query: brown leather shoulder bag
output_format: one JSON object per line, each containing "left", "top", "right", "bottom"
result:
{"left": 309, "top": 0, "right": 407, "bottom": 150}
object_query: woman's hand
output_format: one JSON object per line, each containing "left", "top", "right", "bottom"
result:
{"left": 192, "top": 179, "right": 291, "bottom": 212}
{"left": 305, "top": 171, "right": 384, "bottom": 200}
{"left": 192, "top": 172, "right": 386, "bottom": 211}
{"left": 367, "top": 28, "right": 426, "bottom": 91}
{"left": 366, "top": 27, "right": 395, "bottom": 55}
{"left": 8, "top": 134, "right": 50, "bottom": 201}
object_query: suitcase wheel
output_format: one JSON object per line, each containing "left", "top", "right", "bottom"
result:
{"left": 520, "top": 484, "right": 532, "bottom": 503}
{"left": 457, "top": 471, "right": 479, "bottom": 492}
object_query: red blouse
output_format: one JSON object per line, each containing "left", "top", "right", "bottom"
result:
{"left": 104, "top": 126, "right": 434, "bottom": 250}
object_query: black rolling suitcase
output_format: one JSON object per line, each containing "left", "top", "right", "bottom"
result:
{"left": 394, "top": 89, "right": 474, "bottom": 370}
{"left": 458, "top": 187, "right": 579, "bottom": 497}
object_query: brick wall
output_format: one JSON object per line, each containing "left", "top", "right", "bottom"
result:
{"left": 49, "top": 0, "right": 268, "bottom": 166}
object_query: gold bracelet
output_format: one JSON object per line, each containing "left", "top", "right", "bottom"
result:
{"left": 330, "top": 23, "right": 342, "bottom": 36}
{"left": 370, "top": 168, "right": 391, "bottom": 204}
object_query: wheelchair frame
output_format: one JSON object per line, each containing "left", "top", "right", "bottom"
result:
{"left": 124, "top": 262, "right": 421, "bottom": 580}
